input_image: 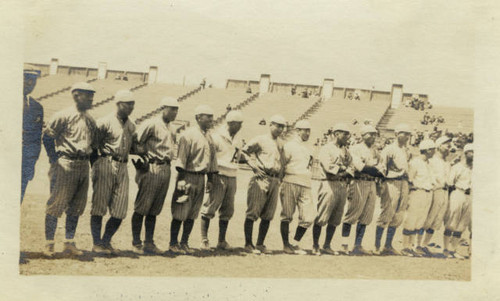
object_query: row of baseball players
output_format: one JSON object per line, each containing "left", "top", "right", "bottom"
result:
{"left": 39, "top": 82, "right": 472, "bottom": 259}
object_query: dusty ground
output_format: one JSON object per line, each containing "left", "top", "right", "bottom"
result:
{"left": 19, "top": 154, "right": 471, "bottom": 280}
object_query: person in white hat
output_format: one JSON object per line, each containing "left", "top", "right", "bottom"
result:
{"left": 442, "top": 143, "right": 473, "bottom": 259}
{"left": 41, "top": 81, "right": 97, "bottom": 257}
{"left": 240, "top": 114, "right": 286, "bottom": 254}
{"left": 89, "top": 90, "right": 137, "bottom": 254}
{"left": 400, "top": 139, "right": 436, "bottom": 257}
{"left": 21, "top": 64, "right": 43, "bottom": 203}
{"left": 169, "top": 104, "right": 218, "bottom": 254}
{"left": 311, "top": 123, "right": 354, "bottom": 255}
{"left": 373, "top": 123, "right": 411, "bottom": 256}
{"left": 130, "top": 96, "right": 179, "bottom": 254}
{"left": 279, "top": 120, "right": 316, "bottom": 255}
{"left": 420, "top": 135, "right": 452, "bottom": 252}
{"left": 341, "top": 124, "right": 384, "bottom": 255}
{"left": 199, "top": 110, "right": 244, "bottom": 250}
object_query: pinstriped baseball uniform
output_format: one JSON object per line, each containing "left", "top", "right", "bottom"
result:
{"left": 244, "top": 133, "right": 283, "bottom": 221}
{"left": 280, "top": 136, "right": 315, "bottom": 228}
{"left": 134, "top": 116, "right": 175, "bottom": 216}
{"left": 200, "top": 126, "right": 242, "bottom": 221}
{"left": 44, "top": 106, "right": 96, "bottom": 217}
{"left": 424, "top": 155, "right": 450, "bottom": 230}
{"left": 404, "top": 157, "right": 435, "bottom": 231}
{"left": 171, "top": 125, "right": 218, "bottom": 221}
{"left": 314, "top": 141, "right": 352, "bottom": 227}
{"left": 444, "top": 161, "right": 472, "bottom": 232}
{"left": 91, "top": 113, "right": 136, "bottom": 219}
{"left": 344, "top": 142, "right": 381, "bottom": 225}
{"left": 377, "top": 142, "right": 410, "bottom": 228}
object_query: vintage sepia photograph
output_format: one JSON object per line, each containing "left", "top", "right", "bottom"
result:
{"left": 3, "top": 0, "right": 499, "bottom": 299}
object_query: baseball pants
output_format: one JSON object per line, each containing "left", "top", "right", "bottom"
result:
{"left": 343, "top": 180, "right": 377, "bottom": 225}
{"left": 403, "top": 189, "right": 433, "bottom": 231}
{"left": 201, "top": 174, "right": 236, "bottom": 221}
{"left": 423, "top": 189, "right": 448, "bottom": 230}
{"left": 377, "top": 179, "right": 409, "bottom": 228}
{"left": 134, "top": 163, "right": 171, "bottom": 216}
{"left": 90, "top": 158, "right": 129, "bottom": 219}
{"left": 315, "top": 180, "right": 348, "bottom": 227}
{"left": 444, "top": 190, "right": 471, "bottom": 232}
{"left": 245, "top": 175, "right": 280, "bottom": 221}
{"left": 46, "top": 158, "right": 89, "bottom": 217}
{"left": 280, "top": 181, "right": 316, "bottom": 228}
{"left": 171, "top": 172, "right": 205, "bottom": 221}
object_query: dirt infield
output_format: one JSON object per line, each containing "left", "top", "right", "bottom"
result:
{"left": 20, "top": 154, "right": 470, "bottom": 280}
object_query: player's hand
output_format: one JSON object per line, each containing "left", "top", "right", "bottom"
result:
{"left": 252, "top": 167, "right": 267, "bottom": 179}
{"left": 177, "top": 180, "right": 187, "bottom": 192}
{"left": 132, "top": 156, "right": 149, "bottom": 172}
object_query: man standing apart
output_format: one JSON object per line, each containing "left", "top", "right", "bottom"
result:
{"left": 242, "top": 114, "right": 286, "bottom": 254}
{"left": 42, "top": 82, "right": 97, "bottom": 257}
{"left": 200, "top": 110, "right": 244, "bottom": 250}
{"left": 374, "top": 123, "right": 411, "bottom": 256}
{"left": 169, "top": 105, "right": 218, "bottom": 254}
{"left": 131, "top": 97, "right": 179, "bottom": 254}
{"left": 312, "top": 123, "right": 354, "bottom": 255}
{"left": 280, "top": 120, "right": 316, "bottom": 255}
{"left": 90, "top": 90, "right": 137, "bottom": 254}
{"left": 341, "top": 125, "right": 384, "bottom": 255}
{"left": 21, "top": 65, "right": 43, "bottom": 203}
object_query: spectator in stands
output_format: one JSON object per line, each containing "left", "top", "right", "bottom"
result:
{"left": 200, "top": 78, "right": 206, "bottom": 89}
{"left": 354, "top": 92, "right": 361, "bottom": 101}
{"left": 364, "top": 119, "right": 373, "bottom": 125}
{"left": 291, "top": 86, "right": 296, "bottom": 96}
{"left": 437, "top": 115, "right": 445, "bottom": 124}
{"left": 346, "top": 92, "right": 353, "bottom": 101}
{"left": 429, "top": 115, "right": 436, "bottom": 124}
{"left": 352, "top": 119, "right": 358, "bottom": 126}
{"left": 122, "top": 73, "right": 128, "bottom": 81}
{"left": 301, "top": 90, "right": 308, "bottom": 98}
{"left": 259, "top": 118, "right": 266, "bottom": 126}
{"left": 115, "top": 74, "right": 122, "bottom": 80}
{"left": 226, "top": 104, "right": 232, "bottom": 112}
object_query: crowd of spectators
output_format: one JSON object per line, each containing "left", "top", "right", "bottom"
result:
{"left": 405, "top": 95, "right": 432, "bottom": 111}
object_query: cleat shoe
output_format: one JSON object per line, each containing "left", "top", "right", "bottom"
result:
{"left": 132, "top": 243, "right": 143, "bottom": 254}
{"left": 413, "top": 246, "right": 426, "bottom": 257}
{"left": 372, "top": 247, "right": 382, "bottom": 255}
{"left": 244, "top": 244, "right": 261, "bottom": 254}
{"left": 339, "top": 244, "right": 350, "bottom": 255}
{"left": 420, "top": 246, "right": 433, "bottom": 257}
{"left": 453, "top": 252, "right": 466, "bottom": 260}
{"left": 180, "top": 243, "right": 195, "bottom": 254}
{"left": 292, "top": 245, "right": 307, "bottom": 255}
{"left": 143, "top": 242, "right": 163, "bottom": 255}
{"left": 92, "top": 244, "right": 111, "bottom": 255}
{"left": 321, "top": 246, "right": 336, "bottom": 255}
{"left": 169, "top": 244, "right": 186, "bottom": 254}
{"left": 351, "top": 246, "right": 372, "bottom": 256}
{"left": 443, "top": 249, "right": 454, "bottom": 259}
{"left": 43, "top": 242, "right": 55, "bottom": 257}
{"left": 381, "top": 247, "right": 401, "bottom": 256}
{"left": 283, "top": 244, "right": 296, "bottom": 255}
{"left": 104, "top": 243, "right": 120, "bottom": 255}
{"left": 312, "top": 245, "right": 321, "bottom": 256}
{"left": 200, "top": 239, "right": 211, "bottom": 250}
{"left": 216, "top": 241, "right": 232, "bottom": 250}
{"left": 256, "top": 244, "right": 272, "bottom": 254}
{"left": 400, "top": 248, "right": 415, "bottom": 257}
{"left": 63, "top": 242, "right": 83, "bottom": 256}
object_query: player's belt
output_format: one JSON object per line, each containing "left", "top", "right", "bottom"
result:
{"left": 323, "top": 175, "right": 349, "bottom": 182}
{"left": 410, "top": 187, "right": 431, "bottom": 192}
{"left": 265, "top": 171, "right": 280, "bottom": 178}
{"left": 353, "top": 174, "right": 377, "bottom": 181}
{"left": 101, "top": 154, "right": 128, "bottom": 163}
{"left": 384, "top": 175, "right": 408, "bottom": 181}
{"left": 184, "top": 170, "right": 206, "bottom": 175}
{"left": 149, "top": 158, "right": 171, "bottom": 165}
{"left": 58, "top": 152, "right": 90, "bottom": 161}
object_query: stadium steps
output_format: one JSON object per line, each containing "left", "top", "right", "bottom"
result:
{"left": 35, "top": 76, "right": 97, "bottom": 101}
{"left": 212, "top": 92, "right": 260, "bottom": 126}
{"left": 376, "top": 108, "right": 396, "bottom": 136}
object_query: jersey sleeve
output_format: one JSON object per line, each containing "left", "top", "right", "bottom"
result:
{"left": 318, "top": 145, "right": 339, "bottom": 175}
{"left": 350, "top": 144, "right": 365, "bottom": 171}
{"left": 43, "top": 111, "right": 66, "bottom": 138}
{"left": 242, "top": 136, "right": 262, "bottom": 155}
{"left": 175, "top": 133, "right": 190, "bottom": 171}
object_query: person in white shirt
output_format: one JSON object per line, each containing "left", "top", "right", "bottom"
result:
{"left": 401, "top": 140, "right": 436, "bottom": 257}
{"left": 199, "top": 111, "right": 244, "bottom": 250}
{"left": 280, "top": 120, "right": 316, "bottom": 255}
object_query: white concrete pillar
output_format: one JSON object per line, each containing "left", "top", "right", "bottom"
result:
{"left": 390, "top": 84, "right": 403, "bottom": 109}
{"left": 49, "top": 58, "right": 59, "bottom": 75}
{"left": 97, "top": 62, "right": 107, "bottom": 80}
{"left": 148, "top": 66, "right": 158, "bottom": 84}
{"left": 259, "top": 74, "right": 270, "bottom": 94}
{"left": 321, "top": 78, "right": 334, "bottom": 99}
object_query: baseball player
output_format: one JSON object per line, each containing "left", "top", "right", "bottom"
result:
{"left": 21, "top": 65, "right": 43, "bottom": 203}
{"left": 442, "top": 143, "right": 472, "bottom": 259}
{"left": 400, "top": 139, "right": 436, "bottom": 257}
{"left": 420, "top": 136, "right": 451, "bottom": 252}
{"left": 340, "top": 125, "right": 384, "bottom": 255}
{"left": 241, "top": 114, "right": 286, "bottom": 254}
{"left": 169, "top": 104, "right": 218, "bottom": 254}
{"left": 89, "top": 90, "right": 137, "bottom": 254}
{"left": 42, "top": 82, "right": 97, "bottom": 257}
{"left": 131, "top": 97, "right": 179, "bottom": 255}
{"left": 280, "top": 120, "right": 316, "bottom": 255}
{"left": 200, "top": 110, "right": 244, "bottom": 250}
{"left": 312, "top": 123, "right": 354, "bottom": 256}
{"left": 374, "top": 123, "right": 411, "bottom": 256}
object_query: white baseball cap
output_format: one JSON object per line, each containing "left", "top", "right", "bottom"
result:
{"left": 159, "top": 96, "right": 179, "bottom": 108}
{"left": 226, "top": 110, "right": 243, "bottom": 122}
{"left": 464, "top": 143, "right": 473, "bottom": 153}
{"left": 71, "top": 82, "right": 95, "bottom": 93}
{"left": 435, "top": 136, "right": 451, "bottom": 147}
{"left": 419, "top": 139, "right": 436, "bottom": 151}
{"left": 360, "top": 125, "right": 377, "bottom": 135}
{"left": 195, "top": 104, "right": 214, "bottom": 116}
{"left": 333, "top": 123, "right": 350, "bottom": 133}
{"left": 395, "top": 123, "right": 411, "bottom": 134}
{"left": 114, "top": 90, "right": 134, "bottom": 103}
{"left": 295, "top": 120, "right": 311, "bottom": 129}
{"left": 269, "top": 114, "right": 286, "bottom": 125}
